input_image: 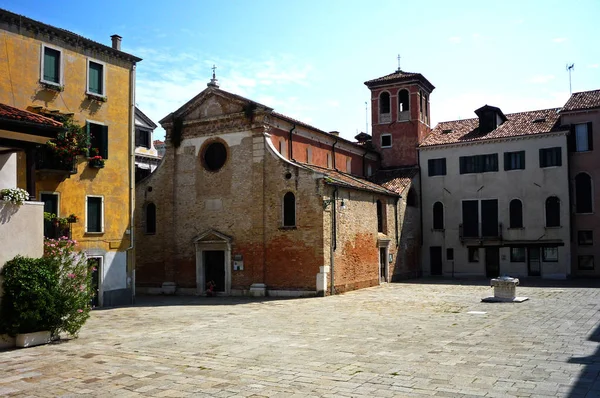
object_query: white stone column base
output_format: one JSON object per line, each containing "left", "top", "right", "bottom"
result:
{"left": 249, "top": 283, "right": 267, "bottom": 297}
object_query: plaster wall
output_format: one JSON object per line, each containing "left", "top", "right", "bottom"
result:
{"left": 0, "top": 153, "right": 16, "bottom": 188}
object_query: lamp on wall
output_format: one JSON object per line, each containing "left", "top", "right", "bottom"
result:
{"left": 340, "top": 199, "right": 346, "bottom": 210}
{"left": 323, "top": 197, "right": 347, "bottom": 210}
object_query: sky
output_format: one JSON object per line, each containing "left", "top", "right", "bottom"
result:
{"left": 2, "top": 0, "right": 599, "bottom": 142}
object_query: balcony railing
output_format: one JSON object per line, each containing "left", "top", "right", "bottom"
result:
{"left": 459, "top": 222, "right": 503, "bottom": 242}
{"left": 35, "top": 147, "right": 77, "bottom": 175}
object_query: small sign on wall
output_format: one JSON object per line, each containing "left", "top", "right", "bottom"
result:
{"left": 233, "top": 254, "right": 243, "bottom": 271}
{"left": 389, "top": 254, "right": 393, "bottom": 263}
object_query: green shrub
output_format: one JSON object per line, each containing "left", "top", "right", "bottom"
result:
{"left": 0, "top": 237, "right": 93, "bottom": 338}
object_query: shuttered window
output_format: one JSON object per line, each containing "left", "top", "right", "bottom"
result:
{"left": 459, "top": 154, "right": 498, "bottom": 174}
{"left": 88, "top": 122, "right": 109, "bottom": 160}
{"left": 539, "top": 147, "right": 562, "bottom": 168}
{"left": 86, "top": 196, "right": 103, "bottom": 233}
{"left": 43, "top": 47, "right": 61, "bottom": 84}
{"left": 88, "top": 61, "right": 104, "bottom": 95}
{"left": 504, "top": 151, "right": 525, "bottom": 170}
{"left": 428, "top": 158, "right": 446, "bottom": 176}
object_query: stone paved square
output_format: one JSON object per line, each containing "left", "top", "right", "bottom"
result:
{"left": 1, "top": 280, "right": 599, "bottom": 397}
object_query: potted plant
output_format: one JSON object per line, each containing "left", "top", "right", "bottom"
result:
{"left": 44, "top": 118, "right": 89, "bottom": 171}
{"left": 67, "top": 214, "right": 78, "bottom": 223}
{"left": 0, "top": 188, "right": 29, "bottom": 205}
{"left": 88, "top": 148, "right": 105, "bottom": 169}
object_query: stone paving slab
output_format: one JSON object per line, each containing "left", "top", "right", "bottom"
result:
{"left": 0, "top": 279, "right": 599, "bottom": 397}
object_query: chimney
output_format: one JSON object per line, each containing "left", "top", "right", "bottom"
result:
{"left": 110, "top": 35, "right": 122, "bottom": 51}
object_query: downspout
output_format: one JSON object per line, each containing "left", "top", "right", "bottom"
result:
{"left": 125, "top": 63, "right": 136, "bottom": 303}
{"left": 417, "top": 149, "right": 424, "bottom": 277}
{"left": 332, "top": 137, "right": 338, "bottom": 170}
{"left": 289, "top": 124, "right": 296, "bottom": 161}
{"left": 330, "top": 186, "right": 338, "bottom": 295}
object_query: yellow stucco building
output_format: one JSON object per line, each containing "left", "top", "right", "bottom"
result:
{"left": 0, "top": 9, "right": 141, "bottom": 306}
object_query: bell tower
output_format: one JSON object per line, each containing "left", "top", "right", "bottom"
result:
{"left": 365, "top": 67, "right": 435, "bottom": 168}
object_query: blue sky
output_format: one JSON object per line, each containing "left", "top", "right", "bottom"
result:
{"left": 3, "top": 0, "right": 599, "bottom": 141}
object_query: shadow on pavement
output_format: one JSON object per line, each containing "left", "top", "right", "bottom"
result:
{"left": 568, "top": 321, "right": 600, "bottom": 397}
{"left": 398, "top": 276, "right": 600, "bottom": 288}
{"left": 95, "top": 294, "right": 299, "bottom": 310}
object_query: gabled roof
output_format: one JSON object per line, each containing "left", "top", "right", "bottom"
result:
{"left": 0, "top": 8, "right": 141, "bottom": 63}
{"left": 135, "top": 107, "right": 158, "bottom": 129}
{"left": 421, "top": 108, "right": 565, "bottom": 148}
{"left": 369, "top": 167, "right": 418, "bottom": 195}
{"left": 474, "top": 105, "right": 508, "bottom": 122}
{"left": 562, "top": 89, "right": 600, "bottom": 112}
{"left": 299, "top": 163, "right": 398, "bottom": 197}
{"left": 364, "top": 69, "right": 435, "bottom": 92}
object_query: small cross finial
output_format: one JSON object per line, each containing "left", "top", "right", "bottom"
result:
{"left": 207, "top": 64, "right": 219, "bottom": 88}
{"left": 212, "top": 64, "right": 217, "bottom": 79}
{"left": 397, "top": 54, "right": 401, "bottom": 72}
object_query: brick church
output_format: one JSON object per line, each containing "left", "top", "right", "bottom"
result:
{"left": 134, "top": 67, "right": 434, "bottom": 296}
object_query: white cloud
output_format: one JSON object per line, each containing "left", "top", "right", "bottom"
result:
{"left": 588, "top": 64, "right": 599, "bottom": 69}
{"left": 529, "top": 74, "right": 556, "bottom": 84}
{"left": 448, "top": 36, "right": 461, "bottom": 44}
{"left": 552, "top": 37, "right": 567, "bottom": 43}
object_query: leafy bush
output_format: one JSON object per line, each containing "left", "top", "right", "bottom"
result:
{"left": 0, "top": 238, "right": 93, "bottom": 338}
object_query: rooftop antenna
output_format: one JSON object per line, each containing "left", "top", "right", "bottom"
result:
{"left": 397, "top": 54, "right": 401, "bottom": 72}
{"left": 566, "top": 63, "right": 574, "bottom": 94}
{"left": 365, "top": 101, "right": 368, "bottom": 134}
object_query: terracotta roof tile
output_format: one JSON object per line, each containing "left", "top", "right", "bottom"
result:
{"left": 298, "top": 163, "right": 398, "bottom": 196}
{"left": 421, "top": 108, "right": 564, "bottom": 147}
{"left": 364, "top": 69, "right": 435, "bottom": 91}
{"left": 562, "top": 89, "right": 600, "bottom": 112}
{"left": 0, "top": 103, "right": 63, "bottom": 128}
{"left": 369, "top": 167, "right": 418, "bottom": 195}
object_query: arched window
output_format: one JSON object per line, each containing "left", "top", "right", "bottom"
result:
{"left": 327, "top": 153, "right": 332, "bottom": 168}
{"left": 575, "top": 173, "right": 593, "bottom": 213}
{"left": 376, "top": 200, "right": 384, "bottom": 233}
{"left": 283, "top": 192, "right": 296, "bottom": 227}
{"left": 509, "top": 199, "right": 523, "bottom": 228}
{"left": 279, "top": 139, "right": 286, "bottom": 158}
{"left": 145, "top": 202, "right": 156, "bottom": 234}
{"left": 379, "top": 92, "right": 390, "bottom": 114}
{"left": 306, "top": 147, "right": 312, "bottom": 164}
{"left": 398, "top": 89, "right": 410, "bottom": 112}
{"left": 433, "top": 202, "right": 444, "bottom": 230}
{"left": 407, "top": 188, "right": 417, "bottom": 207}
{"left": 346, "top": 158, "right": 352, "bottom": 173}
{"left": 545, "top": 196, "right": 560, "bottom": 227}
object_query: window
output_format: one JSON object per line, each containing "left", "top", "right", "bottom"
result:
{"left": 539, "top": 147, "right": 562, "bottom": 168}
{"left": 504, "top": 151, "right": 525, "bottom": 171}
{"left": 542, "top": 247, "right": 558, "bottom": 262}
{"left": 509, "top": 199, "right": 523, "bottom": 228}
{"left": 459, "top": 154, "right": 498, "bottom": 174}
{"left": 446, "top": 248, "right": 454, "bottom": 261}
{"left": 135, "top": 128, "right": 151, "bottom": 149}
{"left": 306, "top": 147, "right": 312, "bottom": 164}
{"left": 326, "top": 152, "right": 332, "bottom": 168}
{"left": 283, "top": 192, "right": 296, "bottom": 227}
{"left": 398, "top": 89, "right": 410, "bottom": 121}
{"left": 346, "top": 158, "right": 352, "bottom": 173}
{"left": 433, "top": 202, "right": 444, "bottom": 230}
{"left": 87, "top": 122, "right": 109, "bottom": 160}
{"left": 578, "top": 255, "right": 595, "bottom": 270}
{"left": 468, "top": 247, "right": 479, "bottom": 262}
{"left": 376, "top": 200, "right": 384, "bottom": 233}
{"left": 145, "top": 203, "right": 156, "bottom": 234}
{"left": 575, "top": 173, "right": 593, "bottom": 213}
{"left": 41, "top": 192, "right": 59, "bottom": 238}
{"left": 367, "top": 164, "right": 373, "bottom": 176}
{"left": 461, "top": 199, "right": 499, "bottom": 238}
{"left": 379, "top": 92, "right": 390, "bottom": 114}
{"left": 203, "top": 141, "right": 227, "bottom": 171}
{"left": 510, "top": 247, "right": 526, "bottom": 262}
{"left": 381, "top": 134, "right": 392, "bottom": 148}
{"left": 578, "top": 230, "right": 593, "bottom": 246}
{"left": 571, "top": 123, "right": 593, "bottom": 152}
{"left": 279, "top": 140, "right": 287, "bottom": 158}
{"left": 545, "top": 196, "right": 560, "bottom": 227}
{"left": 41, "top": 45, "right": 61, "bottom": 85}
{"left": 86, "top": 196, "right": 103, "bottom": 233}
{"left": 406, "top": 188, "right": 417, "bottom": 207}
{"left": 87, "top": 59, "right": 105, "bottom": 96}
{"left": 419, "top": 90, "right": 423, "bottom": 120}
{"left": 424, "top": 94, "right": 429, "bottom": 124}
{"left": 428, "top": 158, "right": 446, "bottom": 176}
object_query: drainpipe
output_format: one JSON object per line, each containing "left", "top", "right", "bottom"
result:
{"left": 288, "top": 124, "right": 296, "bottom": 161}
{"left": 125, "top": 64, "right": 136, "bottom": 303}
{"left": 332, "top": 137, "right": 338, "bottom": 170}
{"left": 417, "top": 149, "right": 424, "bottom": 277}
{"left": 330, "top": 186, "right": 338, "bottom": 295}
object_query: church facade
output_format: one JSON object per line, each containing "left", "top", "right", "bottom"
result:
{"left": 134, "top": 69, "right": 430, "bottom": 296}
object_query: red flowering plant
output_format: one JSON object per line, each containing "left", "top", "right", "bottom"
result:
{"left": 88, "top": 148, "right": 105, "bottom": 168}
{"left": 43, "top": 237, "right": 93, "bottom": 337}
{"left": 46, "top": 118, "right": 90, "bottom": 164}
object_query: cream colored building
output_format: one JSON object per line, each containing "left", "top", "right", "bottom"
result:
{"left": 419, "top": 106, "right": 571, "bottom": 279}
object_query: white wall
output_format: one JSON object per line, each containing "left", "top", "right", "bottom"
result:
{"left": 0, "top": 153, "right": 17, "bottom": 189}
{"left": 419, "top": 133, "right": 570, "bottom": 278}
{"left": 0, "top": 201, "right": 44, "bottom": 268}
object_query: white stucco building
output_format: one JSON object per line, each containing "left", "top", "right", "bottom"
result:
{"left": 419, "top": 105, "right": 571, "bottom": 279}
{"left": 134, "top": 107, "right": 161, "bottom": 182}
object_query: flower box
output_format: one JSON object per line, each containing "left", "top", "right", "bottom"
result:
{"left": 40, "top": 81, "right": 64, "bottom": 92}
{"left": 89, "top": 159, "right": 105, "bottom": 168}
{"left": 15, "top": 331, "right": 51, "bottom": 348}
{"left": 86, "top": 93, "right": 107, "bottom": 102}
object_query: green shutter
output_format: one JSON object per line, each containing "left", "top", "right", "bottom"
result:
{"left": 88, "top": 62, "right": 103, "bottom": 94}
{"left": 43, "top": 47, "right": 60, "bottom": 83}
{"left": 441, "top": 158, "right": 446, "bottom": 175}
{"left": 100, "top": 125, "right": 109, "bottom": 159}
{"left": 539, "top": 149, "right": 545, "bottom": 168}
{"left": 556, "top": 148, "right": 562, "bottom": 166}
{"left": 87, "top": 197, "right": 101, "bottom": 232}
